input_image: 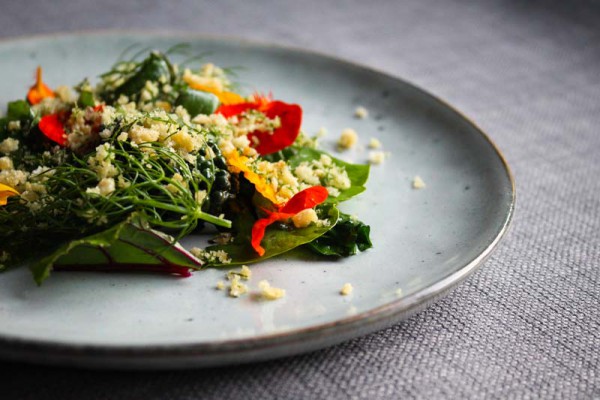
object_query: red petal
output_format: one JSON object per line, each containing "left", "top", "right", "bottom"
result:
{"left": 280, "top": 186, "right": 328, "bottom": 213}
{"left": 250, "top": 101, "right": 302, "bottom": 155}
{"left": 250, "top": 186, "right": 328, "bottom": 256}
{"left": 39, "top": 114, "right": 67, "bottom": 146}
{"left": 216, "top": 102, "right": 257, "bottom": 118}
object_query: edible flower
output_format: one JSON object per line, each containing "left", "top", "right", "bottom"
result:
{"left": 27, "top": 67, "right": 55, "bottom": 105}
{"left": 39, "top": 112, "right": 67, "bottom": 146}
{"left": 217, "top": 94, "right": 302, "bottom": 155}
{"left": 251, "top": 186, "right": 328, "bottom": 256}
{"left": 224, "top": 149, "right": 279, "bottom": 205}
{"left": 183, "top": 75, "right": 245, "bottom": 106}
{"left": 0, "top": 183, "right": 19, "bottom": 206}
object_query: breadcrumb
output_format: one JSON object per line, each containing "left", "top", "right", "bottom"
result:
{"left": 340, "top": 283, "right": 353, "bottom": 296}
{"left": 354, "top": 106, "right": 369, "bottom": 119}
{"left": 368, "top": 138, "right": 382, "bottom": 149}
{"left": 258, "top": 280, "right": 286, "bottom": 300}
{"left": 229, "top": 275, "right": 247, "bottom": 298}
{"left": 216, "top": 281, "right": 225, "bottom": 290}
{"left": 412, "top": 176, "right": 426, "bottom": 189}
{"left": 368, "top": 151, "right": 386, "bottom": 165}
{"left": 338, "top": 128, "right": 358, "bottom": 150}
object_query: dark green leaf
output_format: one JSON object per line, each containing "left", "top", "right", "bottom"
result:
{"left": 7, "top": 100, "right": 32, "bottom": 121}
{"left": 175, "top": 88, "right": 219, "bottom": 117}
{"left": 113, "top": 53, "right": 170, "bottom": 99}
{"left": 306, "top": 211, "right": 372, "bottom": 257}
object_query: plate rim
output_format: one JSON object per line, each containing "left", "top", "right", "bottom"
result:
{"left": 0, "top": 30, "right": 516, "bottom": 368}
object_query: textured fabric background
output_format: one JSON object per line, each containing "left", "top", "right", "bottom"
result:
{"left": 1, "top": 0, "right": 599, "bottom": 398}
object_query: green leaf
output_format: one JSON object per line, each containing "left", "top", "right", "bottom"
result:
{"left": 205, "top": 205, "right": 339, "bottom": 266}
{"left": 7, "top": 100, "right": 32, "bottom": 121}
{"left": 30, "top": 214, "right": 202, "bottom": 285}
{"left": 78, "top": 91, "right": 95, "bottom": 108}
{"left": 286, "top": 147, "right": 370, "bottom": 204}
{"left": 175, "top": 88, "right": 219, "bottom": 117}
{"left": 113, "top": 53, "right": 170, "bottom": 99}
{"left": 306, "top": 211, "right": 372, "bottom": 257}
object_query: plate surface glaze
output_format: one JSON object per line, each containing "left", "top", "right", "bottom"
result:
{"left": 0, "top": 32, "right": 514, "bottom": 368}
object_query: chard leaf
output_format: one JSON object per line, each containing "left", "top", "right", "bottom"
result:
{"left": 306, "top": 212, "right": 372, "bottom": 257}
{"left": 286, "top": 147, "right": 370, "bottom": 204}
{"left": 205, "top": 205, "right": 339, "bottom": 266}
{"left": 30, "top": 215, "right": 202, "bottom": 285}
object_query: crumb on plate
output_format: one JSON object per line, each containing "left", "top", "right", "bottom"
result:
{"left": 340, "top": 283, "right": 353, "bottom": 296}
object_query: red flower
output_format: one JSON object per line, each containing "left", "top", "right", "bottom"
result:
{"left": 251, "top": 186, "right": 328, "bottom": 256}
{"left": 216, "top": 95, "right": 302, "bottom": 155}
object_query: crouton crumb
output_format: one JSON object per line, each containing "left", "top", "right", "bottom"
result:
{"left": 340, "top": 283, "right": 353, "bottom": 296}
{"left": 354, "top": 106, "right": 369, "bottom": 119}
{"left": 258, "top": 280, "right": 286, "bottom": 300}
{"left": 412, "top": 176, "right": 426, "bottom": 189}
{"left": 368, "top": 151, "right": 386, "bottom": 165}
{"left": 228, "top": 275, "right": 248, "bottom": 298}
{"left": 338, "top": 128, "right": 358, "bottom": 150}
{"left": 368, "top": 138, "right": 382, "bottom": 149}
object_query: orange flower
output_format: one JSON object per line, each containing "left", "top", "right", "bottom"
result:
{"left": 27, "top": 67, "right": 55, "bottom": 105}
{"left": 182, "top": 74, "right": 245, "bottom": 106}
{"left": 223, "top": 150, "right": 279, "bottom": 205}
{"left": 0, "top": 183, "right": 19, "bottom": 206}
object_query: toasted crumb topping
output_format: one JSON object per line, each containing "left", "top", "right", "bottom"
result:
{"left": 368, "top": 151, "right": 386, "bottom": 165}
{"left": 354, "top": 106, "right": 369, "bottom": 119}
{"left": 340, "top": 283, "right": 353, "bottom": 296}
{"left": 258, "top": 280, "right": 286, "bottom": 300}
{"left": 368, "top": 138, "right": 382, "bottom": 149}
{"left": 338, "top": 128, "right": 358, "bottom": 150}
{"left": 412, "top": 176, "right": 426, "bottom": 189}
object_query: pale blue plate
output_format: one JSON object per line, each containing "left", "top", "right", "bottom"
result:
{"left": 0, "top": 32, "right": 514, "bottom": 368}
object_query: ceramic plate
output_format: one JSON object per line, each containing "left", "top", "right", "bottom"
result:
{"left": 0, "top": 32, "right": 514, "bottom": 368}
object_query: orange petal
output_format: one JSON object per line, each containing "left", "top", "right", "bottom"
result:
{"left": 27, "top": 67, "right": 55, "bottom": 105}
{"left": 184, "top": 79, "right": 245, "bottom": 106}
{"left": 223, "top": 150, "right": 279, "bottom": 205}
{"left": 0, "top": 183, "right": 19, "bottom": 206}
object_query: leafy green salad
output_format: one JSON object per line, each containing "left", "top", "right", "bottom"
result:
{"left": 0, "top": 47, "right": 372, "bottom": 284}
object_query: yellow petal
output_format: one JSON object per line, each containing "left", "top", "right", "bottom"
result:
{"left": 185, "top": 80, "right": 245, "bottom": 106}
{"left": 0, "top": 183, "right": 19, "bottom": 206}
{"left": 223, "top": 150, "right": 279, "bottom": 205}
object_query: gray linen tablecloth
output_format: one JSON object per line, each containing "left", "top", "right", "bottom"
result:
{"left": 1, "top": 0, "right": 599, "bottom": 398}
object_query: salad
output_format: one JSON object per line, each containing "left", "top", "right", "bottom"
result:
{"left": 0, "top": 47, "right": 372, "bottom": 284}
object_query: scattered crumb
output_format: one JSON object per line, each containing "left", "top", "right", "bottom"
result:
{"left": 412, "top": 176, "right": 426, "bottom": 189}
{"left": 368, "top": 151, "right": 386, "bottom": 165}
{"left": 316, "top": 127, "right": 328, "bottom": 137}
{"left": 227, "top": 265, "right": 252, "bottom": 281}
{"left": 258, "top": 280, "right": 286, "bottom": 300}
{"left": 368, "top": 138, "right": 382, "bottom": 149}
{"left": 337, "top": 128, "right": 358, "bottom": 150}
{"left": 216, "top": 281, "right": 225, "bottom": 290}
{"left": 354, "top": 106, "right": 369, "bottom": 119}
{"left": 239, "top": 265, "right": 252, "bottom": 280}
{"left": 228, "top": 275, "right": 248, "bottom": 298}
{"left": 292, "top": 208, "right": 319, "bottom": 228}
{"left": 395, "top": 288, "right": 403, "bottom": 297}
{"left": 340, "top": 283, "right": 354, "bottom": 296}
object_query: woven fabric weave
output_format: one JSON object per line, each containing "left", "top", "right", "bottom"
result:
{"left": 1, "top": 0, "right": 599, "bottom": 398}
